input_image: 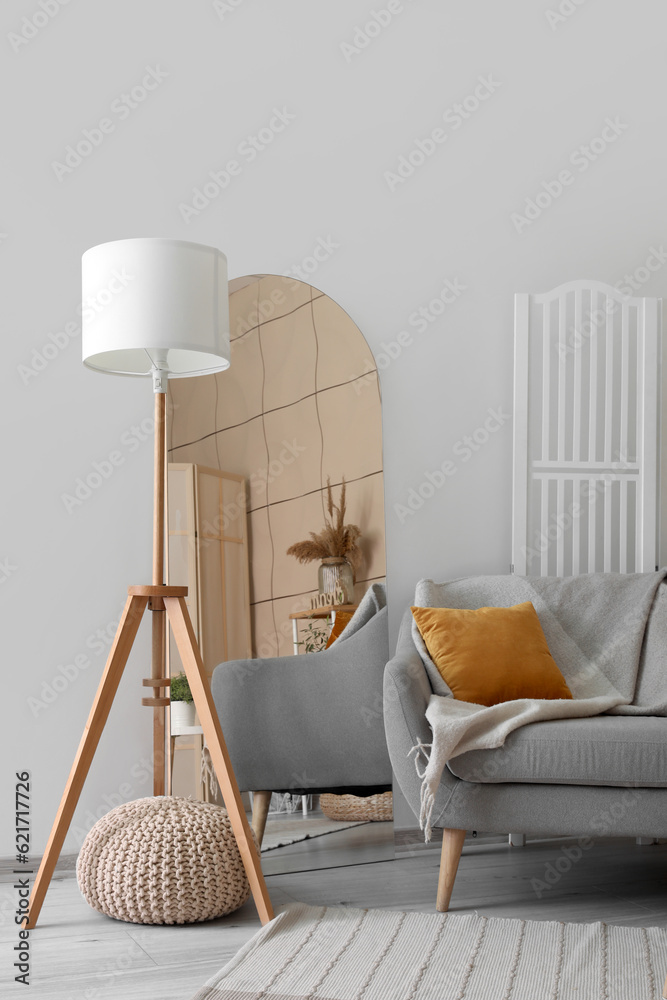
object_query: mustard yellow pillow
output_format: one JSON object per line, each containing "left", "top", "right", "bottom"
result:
{"left": 411, "top": 601, "right": 572, "bottom": 706}
{"left": 325, "top": 611, "right": 354, "bottom": 648}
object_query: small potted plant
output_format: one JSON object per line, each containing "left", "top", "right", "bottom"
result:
{"left": 286, "top": 477, "right": 362, "bottom": 603}
{"left": 170, "top": 673, "right": 196, "bottom": 730}
{"left": 297, "top": 616, "right": 332, "bottom": 653}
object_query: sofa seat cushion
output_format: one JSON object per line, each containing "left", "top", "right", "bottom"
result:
{"left": 447, "top": 716, "right": 667, "bottom": 787}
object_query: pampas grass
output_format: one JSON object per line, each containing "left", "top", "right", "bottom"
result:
{"left": 287, "top": 477, "right": 362, "bottom": 572}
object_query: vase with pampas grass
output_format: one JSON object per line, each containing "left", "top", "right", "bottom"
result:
{"left": 286, "top": 477, "right": 361, "bottom": 604}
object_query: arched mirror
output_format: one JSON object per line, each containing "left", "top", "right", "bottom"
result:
{"left": 166, "top": 274, "right": 391, "bottom": 873}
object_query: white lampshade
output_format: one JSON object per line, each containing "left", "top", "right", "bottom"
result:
{"left": 82, "top": 238, "right": 230, "bottom": 378}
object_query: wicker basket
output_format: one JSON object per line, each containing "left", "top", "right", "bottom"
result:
{"left": 320, "top": 791, "right": 393, "bottom": 822}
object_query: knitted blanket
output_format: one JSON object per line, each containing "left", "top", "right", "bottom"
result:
{"left": 411, "top": 570, "right": 667, "bottom": 839}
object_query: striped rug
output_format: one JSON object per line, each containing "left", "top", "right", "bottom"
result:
{"left": 191, "top": 902, "right": 667, "bottom": 1000}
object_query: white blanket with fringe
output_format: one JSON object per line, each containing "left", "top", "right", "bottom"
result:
{"left": 410, "top": 570, "right": 667, "bottom": 840}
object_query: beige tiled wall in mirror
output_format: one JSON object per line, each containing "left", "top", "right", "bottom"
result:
{"left": 168, "top": 274, "right": 385, "bottom": 660}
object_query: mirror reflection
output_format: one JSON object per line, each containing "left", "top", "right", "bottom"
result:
{"left": 166, "top": 274, "right": 392, "bottom": 873}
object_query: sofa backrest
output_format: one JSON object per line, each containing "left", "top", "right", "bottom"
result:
{"left": 623, "top": 581, "right": 667, "bottom": 716}
{"left": 337, "top": 582, "right": 386, "bottom": 644}
{"left": 406, "top": 573, "right": 667, "bottom": 712}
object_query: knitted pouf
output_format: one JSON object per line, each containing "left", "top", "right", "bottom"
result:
{"left": 76, "top": 796, "right": 256, "bottom": 924}
{"left": 320, "top": 791, "right": 393, "bottom": 822}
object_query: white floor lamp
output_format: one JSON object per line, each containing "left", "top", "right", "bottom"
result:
{"left": 26, "top": 238, "right": 273, "bottom": 928}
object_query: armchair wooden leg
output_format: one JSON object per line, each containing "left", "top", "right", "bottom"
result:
{"left": 252, "top": 791, "right": 272, "bottom": 847}
{"left": 663, "top": 971, "right": 667, "bottom": 1000}
{"left": 436, "top": 828, "right": 466, "bottom": 912}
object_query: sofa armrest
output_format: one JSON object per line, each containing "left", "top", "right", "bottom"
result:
{"left": 211, "top": 608, "right": 391, "bottom": 792}
{"left": 383, "top": 609, "right": 460, "bottom": 823}
{"left": 384, "top": 613, "right": 432, "bottom": 746}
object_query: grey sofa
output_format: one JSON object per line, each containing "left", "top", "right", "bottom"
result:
{"left": 384, "top": 576, "right": 667, "bottom": 912}
{"left": 212, "top": 583, "right": 391, "bottom": 843}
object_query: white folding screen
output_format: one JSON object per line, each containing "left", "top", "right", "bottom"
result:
{"left": 512, "top": 280, "right": 660, "bottom": 577}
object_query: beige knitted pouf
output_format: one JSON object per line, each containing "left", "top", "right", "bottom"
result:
{"left": 76, "top": 796, "right": 256, "bottom": 924}
{"left": 320, "top": 791, "right": 393, "bottom": 822}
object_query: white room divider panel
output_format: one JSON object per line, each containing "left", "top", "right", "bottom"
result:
{"left": 512, "top": 280, "right": 660, "bottom": 577}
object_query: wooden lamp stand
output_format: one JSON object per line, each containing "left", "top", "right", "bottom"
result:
{"left": 25, "top": 388, "right": 274, "bottom": 929}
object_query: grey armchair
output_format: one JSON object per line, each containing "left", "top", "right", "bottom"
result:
{"left": 384, "top": 577, "right": 667, "bottom": 912}
{"left": 212, "top": 583, "right": 391, "bottom": 843}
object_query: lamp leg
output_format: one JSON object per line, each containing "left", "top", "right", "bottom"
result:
{"left": 164, "top": 596, "right": 274, "bottom": 925}
{"left": 151, "top": 606, "right": 166, "bottom": 795}
{"left": 25, "top": 595, "right": 148, "bottom": 929}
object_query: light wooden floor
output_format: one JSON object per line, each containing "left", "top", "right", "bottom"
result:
{"left": 3, "top": 831, "right": 666, "bottom": 999}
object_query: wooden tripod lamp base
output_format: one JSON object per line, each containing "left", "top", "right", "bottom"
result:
{"left": 25, "top": 584, "right": 274, "bottom": 930}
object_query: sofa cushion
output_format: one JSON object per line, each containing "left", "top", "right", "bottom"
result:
{"left": 411, "top": 601, "right": 572, "bottom": 706}
{"left": 447, "top": 716, "right": 667, "bottom": 787}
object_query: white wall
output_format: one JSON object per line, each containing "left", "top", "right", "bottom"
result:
{"left": 3, "top": 0, "right": 667, "bottom": 857}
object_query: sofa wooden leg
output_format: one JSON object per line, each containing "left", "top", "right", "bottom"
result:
{"left": 663, "top": 970, "right": 667, "bottom": 1000}
{"left": 251, "top": 791, "right": 272, "bottom": 847}
{"left": 437, "top": 828, "right": 466, "bottom": 912}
